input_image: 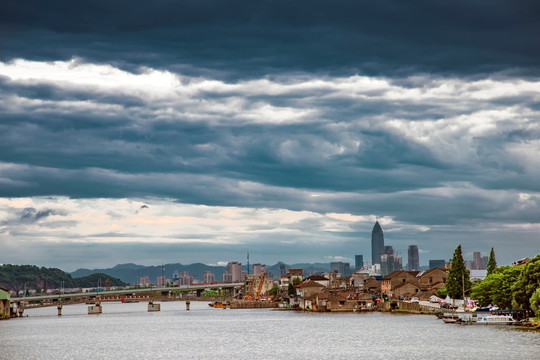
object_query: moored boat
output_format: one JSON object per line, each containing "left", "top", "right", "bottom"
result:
{"left": 209, "top": 301, "right": 230, "bottom": 308}
{"left": 476, "top": 314, "right": 519, "bottom": 325}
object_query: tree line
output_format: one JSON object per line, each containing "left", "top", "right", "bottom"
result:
{"left": 443, "top": 245, "right": 540, "bottom": 317}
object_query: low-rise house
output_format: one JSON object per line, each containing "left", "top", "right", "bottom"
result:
{"left": 363, "top": 277, "right": 382, "bottom": 294}
{"left": 327, "top": 271, "right": 352, "bottom": 289}
{"left": 416, "top": 268, "right": 448, "bottom": 286}
{"left": 280, "top": 268, "right": 304, "bottom": 290}
{"left": 393, "top": 281, "right": 421, "bottom": 297}
{"left": 351, "top": 270, "right": 376, "bottom": 290}
{"left": 381, "top": 271, "right": 420, "bottom": 295}
{"left": 296, "top": 280, "right": 325, "bottom": 309}
{"left": 304, "top": 274, "right": 329, "bottom": 287}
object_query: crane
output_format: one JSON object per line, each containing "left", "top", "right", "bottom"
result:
{"left": 245, "top": 278, "right": 255, "bottom": 300}
{"left": 254, "top": 272, "right": 266, "bottom": 301}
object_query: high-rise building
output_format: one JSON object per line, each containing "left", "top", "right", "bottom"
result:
{"left": 178, "top": 271, "right": 193, "bottom": 285}
{"left": 408, "top": 245, "right": 420, "bottom": 271}
{"left": 371, "top": 221, "right": 385, "bottom": 266}
{"left": 252, "top": 263, "right": 266, "bottom": 275}
{"left": 429, "top": 259, "right": 446, "bottom": 269}
{"left": 330, "top": 262, "right": 351, "bottom": 277}
{"left": 279, "top": 263, "right": 287, "bottom": 277}
{"left": 481, "top": 256, "right": 488, "bottom": 269}
{"left": 222, "top": 261, "right": 243, "bottom": 282}
{"left": 473, "top": 251, "right": 482, "bottom": 270}
{"left": 156, "top": 275, "right": 166, "bottom": 286}
{"left": 380, "top": 254, "right": 402, "bottom": 276}
{"left": 355, "top": 255, "right": 364, "bottom": 270}
{"left": 203, "top": 271, "right": 215, "bottom": 283}
{"left": 138, "top": 276, "right": 150, "bottom": 286}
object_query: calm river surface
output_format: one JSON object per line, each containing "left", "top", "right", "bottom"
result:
{"left": 1, "top": 301, "right": 539, "bottom": 359}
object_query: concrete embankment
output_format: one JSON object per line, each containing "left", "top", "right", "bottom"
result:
{"left": 230, "top": 300, "right": 277, "bottom": 309}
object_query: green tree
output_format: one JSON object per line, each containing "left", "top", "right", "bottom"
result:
{"left": 512, "top": 254, "right": 540, "bottom": 310}
{"left": 530, "top": 288, "right": 540, "bottom": 317}
{"left": 446, "top": 244, "right": 471, "bottom": 300}
{"left": 287, "top": 277, "right": 302, "bottom": 298}
{"left": 436, "top": 288, "right": 447, "bottom": 298}
{"left": 269, "top": 285, "right": 280, "bottom": 298}
{"left": 486, "top": 247, "right": 497, "bottom": 276}
{"left": 471, "top": 266, "right": 522, "bottom": 308}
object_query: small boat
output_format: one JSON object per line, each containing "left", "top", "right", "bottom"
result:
{"left": 476, "top": 315, "right": 519, "bottom": 325}
{"left": 442, "top": 318, "right": 460, "bottom": 324}
{"left": 209, "top": 301, "right": 230, "bottom": 308}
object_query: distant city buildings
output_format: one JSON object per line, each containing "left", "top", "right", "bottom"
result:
{"left": 252, "top": 263, "right": 266, "bottom": 275}
{"left": 156, "top": 275, "right": 166, "bottom": 286}
{"left": 203, "top": 271, "right": 215, "bottom": 283}
{"left": 469, "top": 251, "right": 489, "bottom": 270}
{"left": 407, "top": 245, "right": 419, "bottom": 271}
{"left": 223, "top": 261, "right": 243, "bottom": 282}
{"left": 330, "top": 262, "right": 351, "bottom": 277}
{"left": 429, "top": 259, "right": 446, "bottom": 269}
{"left": 139, "top": 276, "right": 150, "bottom": 286}
{"left": 177, "top": 271, "right": 193, "bottom": 285}
{"left": 380, "top": 250, "right": 402, "bottom": 276}
{"left": 355, "top": 255, "right": 364, "bottom": 270}
{"left": 279, "top": 263, "right": 287, "bottom": 277}
{"left": 371, "top": 221, "right": 385, "bottom": 266}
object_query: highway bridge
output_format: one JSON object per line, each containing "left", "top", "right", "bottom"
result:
{"left": 10, "top": 282, "right": 245, "bottom": 315}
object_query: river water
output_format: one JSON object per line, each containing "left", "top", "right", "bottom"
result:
{"left": 1, "top": 301, "right": 539, "bottom": 359}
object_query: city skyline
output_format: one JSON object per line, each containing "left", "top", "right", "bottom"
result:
{"left": 1, "top": 1, "right": 539, "bottom": 271}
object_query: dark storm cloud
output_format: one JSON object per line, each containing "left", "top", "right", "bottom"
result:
{"left": 20, "top": 207, "right": 57, "bottom": 222}
{"left": 1, "top": 1, "right": 539, "bottom": 78}
{"left": 0, "top": 0, "right": 539, "bottom": 270}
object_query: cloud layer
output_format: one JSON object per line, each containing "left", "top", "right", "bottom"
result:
{"left": 0, "top": 1, "right": 539, "bottom": 270}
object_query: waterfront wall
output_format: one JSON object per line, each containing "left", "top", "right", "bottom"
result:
{"left": 230, "top": 300, "right": 277, "bottom": 309}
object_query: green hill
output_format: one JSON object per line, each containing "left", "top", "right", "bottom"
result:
{"left": 72, "top": 272, "right": 128, "bottom": 288}
{"left": 0, "top": 264, "right": 127, "bottom": 292}
{"left": 0, "top": 264, "right": 76, "bottom": 292}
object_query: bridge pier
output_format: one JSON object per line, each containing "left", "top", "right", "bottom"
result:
{"left": 186, "top": 300, "right": 190, "bottom": 311}
{"left": 148, "top": 301, "right": 160, "bottom": 312}
{"left": 57, "top": 304, "right": 63, "bottom": 316}
{"left": 88, "top": 302, "right": 102, "bottom": 314}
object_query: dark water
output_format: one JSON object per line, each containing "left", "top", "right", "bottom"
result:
{"left": 1, "top": 301, "right": 539, "bottom": 359}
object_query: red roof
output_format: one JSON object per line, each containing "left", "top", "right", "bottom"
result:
{"left": 296, "top": 280, "right": 325, "bottom": 288}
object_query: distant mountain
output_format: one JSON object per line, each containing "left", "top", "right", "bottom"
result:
{"left": 71, "top": 262, "right": 334, "bottom": 284}
{"left": 72, "top": 263, "right": 227, "bottom": 284}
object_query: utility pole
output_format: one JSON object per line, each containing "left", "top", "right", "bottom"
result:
{"left": 462, "top": 272, "right": 466, "bottom": 311}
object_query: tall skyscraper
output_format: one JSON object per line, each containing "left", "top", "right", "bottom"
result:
{"left": 355, "top": 255, "right": 364, "bottom": 270}
{"left": 473, "top": 251, "right": 482, "bottom": 269}
{"left": 408, "top": 245, "right": 420, "bottom": 271}
{"left": 371, "top": 221, "right": 385, "bottom": 266}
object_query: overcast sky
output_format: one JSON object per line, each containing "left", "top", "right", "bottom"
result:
{"left": 1, "top": 0, "right": 539, "bottom": 272}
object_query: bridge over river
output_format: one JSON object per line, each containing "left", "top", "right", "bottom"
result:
{"left": 10, "top": 282, "right": 244, "bottom": 315}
